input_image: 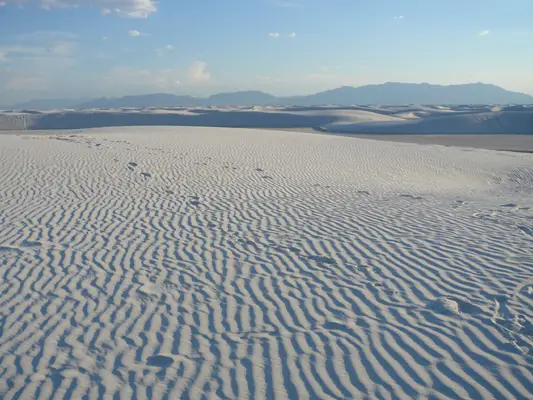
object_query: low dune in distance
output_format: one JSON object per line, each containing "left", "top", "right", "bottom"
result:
{"left": 1, "top": 126, "right": 533, "bottom": 398}
{"left": 1, "top": 105, "right": 533, "bottom": 135}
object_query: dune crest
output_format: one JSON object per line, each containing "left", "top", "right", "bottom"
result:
{"left": 1, "top": 105, "right": 533, "bottom": 135}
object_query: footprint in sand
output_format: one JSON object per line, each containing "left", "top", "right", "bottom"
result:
{"left": 307, "top": 255, "right": 336, "bottom": 265}
{"left": 147, "top": 355, "right": 175, "bottom": 368}
{"left": 189, "top": 196, "right": 201, "bottom": 206}
{"left": 400, "top": 194, "right": 424, "bottom": 200}
{"left": 519, "top": 285, "right": 533, "bottom": 298}
{"left": 427, "top": 297, "right": 485, "bottom": 316}
{"left": 322, "top": 321, "right": 356, "bottom": 335}
{"left": 519, "top": 226, "right": 533, "bottom": 237}
{"left": 21, "top": 240, "right": 41, "bottom": 248}
{"left": 0, "top": 246, "right": 23, "bottom": 255}
{"left": 367, "top": 282, "right": 383, "bottom": 290}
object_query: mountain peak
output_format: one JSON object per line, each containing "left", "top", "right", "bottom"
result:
{"left": 5, "top": 82, "right": 532, "bottom": 110}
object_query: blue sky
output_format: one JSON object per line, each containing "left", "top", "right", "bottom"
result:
{"left": 1, "top": 0, "right": 532, "bottom": 103}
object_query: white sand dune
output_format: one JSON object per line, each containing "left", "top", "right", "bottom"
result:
{"left": 352, "top": 134, "right": 533, "bottom": 153}
{"left": 1, "top": 127, "right": 533, "bottom": 399}
{"left": 1, "top": 106, "right": 532, "bottom": 135}
{"left": 325, "top": 110, "right": 533, "bottom": 134}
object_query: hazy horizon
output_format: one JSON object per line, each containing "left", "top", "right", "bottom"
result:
{"left": 3, "top": 81, "right": 533, "bottom": 105}
{"left": 1, "top": 0, "right": 532, "bottom": 103}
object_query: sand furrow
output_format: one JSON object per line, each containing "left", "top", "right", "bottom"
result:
{"left": 1, "top": 127, "right": 532, "bottom": 399}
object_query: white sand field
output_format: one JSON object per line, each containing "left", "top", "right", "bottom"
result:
{"left": 1, "top": 127, "right": 533, "bottom": 399}
{"left": 351, "top": 135, "right": 533, "bottom": 153}
{"left": 1, "top": 105, "right": 532, "bottom": 136}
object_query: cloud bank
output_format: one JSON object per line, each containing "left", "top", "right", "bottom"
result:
{"left": 0, "top": 0, "right": 157, "bottom": 18}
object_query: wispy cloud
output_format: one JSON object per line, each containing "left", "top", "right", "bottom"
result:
{"left": 156, "top": 45, "right": 175, "bottom": 56}
{"left": 478, "top": 30, "right": 490, "bottom": 37}
{"left": 269, "top": 32, "right": 296, "bottom": 39}
{"left": 104, "top": 61, "right": 211, "bottom": 90}
{"left": 0, "top": 42, "right": 77, "bottom": 58}
{"left": 0, "top": 0, "right": 157, "bottom": 18}
{"left": 0, "top": 29, "right": 78, "bottom": 69}
{"left": 5, "top": 72, "right": 50, "bottom": 91}
{"left": 105, "top": 66, "right": 181, "bottom": 89}
{"left": 187, "top": 61, "right": 211, "bottom": 84}
{"left": 14, "top": 31, "right": 79, "bottom": 42}
{"left": 128, "top": 30, "right": 141, "bottom": 37}
{"left": 393, "top": 16, "right": 404, "bottom": 20}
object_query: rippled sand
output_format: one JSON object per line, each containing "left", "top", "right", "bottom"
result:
{"left": 1, "top": 127, "right": 532, "bottom": 399}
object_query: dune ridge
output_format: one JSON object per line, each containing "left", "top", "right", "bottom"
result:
{"left": 1, "top": 106, "right": 532, "bottom": 135}
{"left": 1, "top": 127, "right": 533, "bottom": 399}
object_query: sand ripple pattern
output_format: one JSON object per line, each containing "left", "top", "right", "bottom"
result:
{"left": 1, "top": 127, "right": 533, "bottom": 399}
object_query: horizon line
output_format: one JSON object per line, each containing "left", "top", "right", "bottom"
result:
{"left": 5, "top": 81, "right": 532, "bottom": 104}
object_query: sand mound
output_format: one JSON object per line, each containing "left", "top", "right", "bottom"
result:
{"left": 1, "top": 106, "right": 532, "bottom": 135}
{"left": 324, "top": 111, "right": 533, "bottom": 134}
{"left": 1, "top": 127, "right": 532, "bottom": 399}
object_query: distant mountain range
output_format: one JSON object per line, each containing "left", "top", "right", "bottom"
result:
{"left": 3, "top": 83, "right": 532, "bottom": 110}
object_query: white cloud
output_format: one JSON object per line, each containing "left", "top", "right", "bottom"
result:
{"left": 49, "top": 41, "right": 76, "bottom": 55}
{"left": 187, "top": 61, "right": 211, "bottom": 84}
{"left": 128, "top": 30, "right": 141, "bottom": 37}
{"left": 478, "top": 30, "right": 490, "bottom": 37}
{"left": 94, "top": 51, "right": 111, "bottom": 59}
{"left": 15, "top": 30, "right": 79, "bottom": 42}
{"left": 0, "top": 54, "right": 77, "bottom": 98}
{"left": 393, "top": 15, "right": 404, "bottom": 20}
{"left": 105, "top": 67, "right": 181, "bottom": 89}
{"left": 0, "top": 2, "right": 7, "bottom": 6}
{"left": 0, "top": 31, "right": 78, "bottom": 68}
{"left": 0, "top": 42, "right": 77, "bottom": 57}
{"left": 5, "top": 72, "right": 49, "bottom": 91}
{"left": 0, "top": 45, "right": 44, "bottom": 57}
{"left": 0, "top": 0, "right": 157, "bottom": 18}
{"left": 156, "top": 45, "right": 174, "bottom": 56}
{"left": 103, "top": 61, "right": 211, "bottom": 91}
{"left": 269, "top": 32, "right": 296, "bottom": 38}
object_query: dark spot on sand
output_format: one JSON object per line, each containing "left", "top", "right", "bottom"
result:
{"left": 147, "top": 355, "right": 174, "bottom": 368}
